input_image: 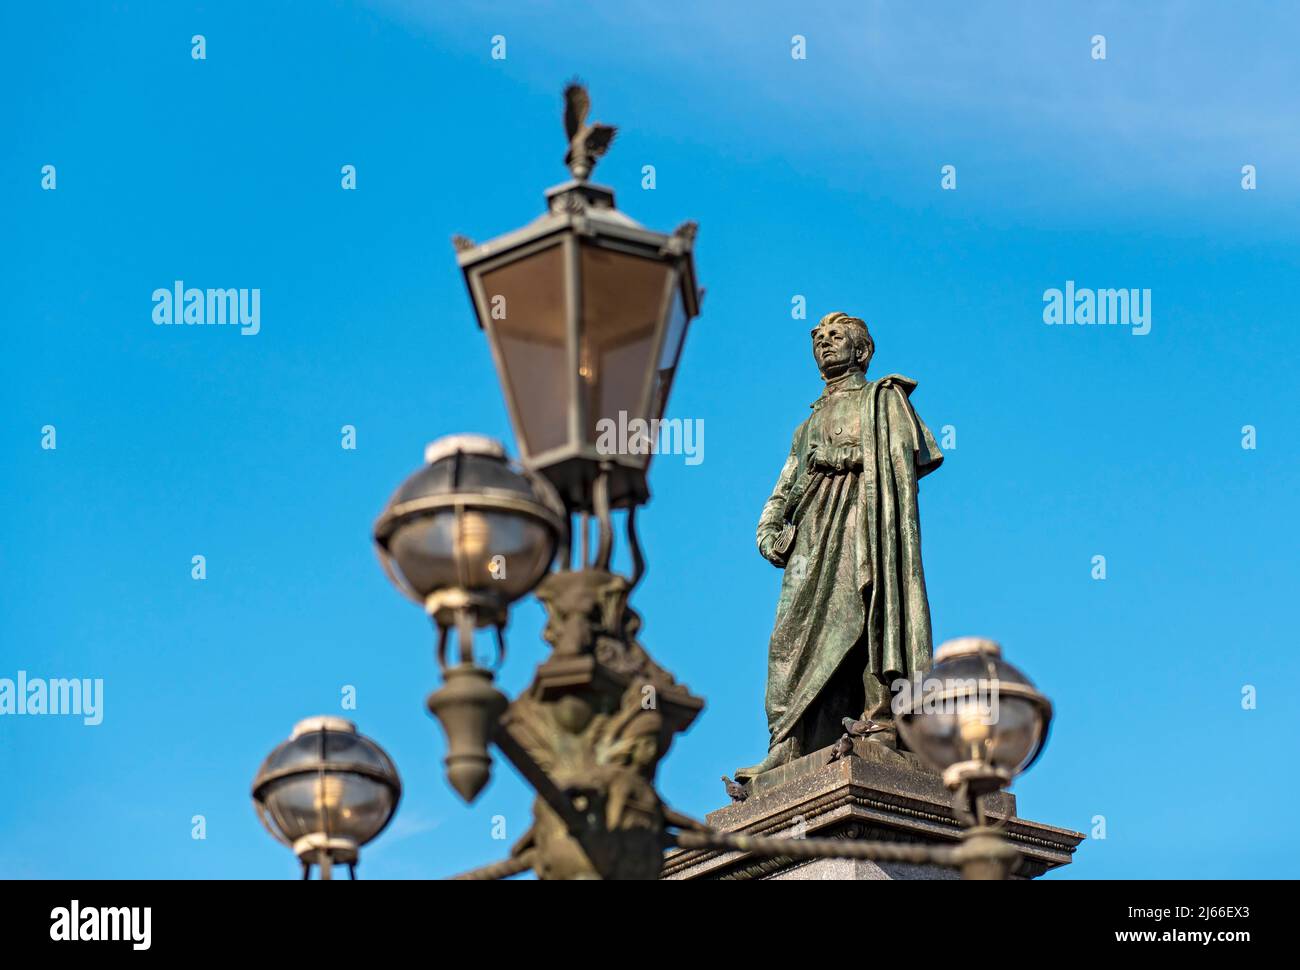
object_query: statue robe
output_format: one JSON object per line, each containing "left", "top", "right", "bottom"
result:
{"left": 756, "top": 372, "right": 943, "bottom": 754}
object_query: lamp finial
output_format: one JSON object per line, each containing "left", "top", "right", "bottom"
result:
{"left": 563, "top": 80, "right": 617, "bottom": 181}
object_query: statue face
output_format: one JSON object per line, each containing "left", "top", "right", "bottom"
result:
{"left": 812, "top": 322, "right": 858, "bottom": 378}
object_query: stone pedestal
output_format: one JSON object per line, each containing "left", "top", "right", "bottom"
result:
{"left": 663, "top": 738, "right": 1083, "bottom": 880}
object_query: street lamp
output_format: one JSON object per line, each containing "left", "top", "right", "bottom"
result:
{"left": 361, "top": 85, "right": 710, "bottom": 881}
{"left": 896, "top": 637, "right": 1052, "bottom": 794}
{"left": 373, "top": 434, "right": 564, "bottom": 801}
{"left": 251, "top": 716, "right": 401, "bottom": 879}
{"left": 894, "top": 637, "right": 1053, "bottom": 878}
{"left": 374, "top": 434, "right": 564, "bottom": 632}
{"left": 452, "top": 83, "right": 703, "bottom": 524}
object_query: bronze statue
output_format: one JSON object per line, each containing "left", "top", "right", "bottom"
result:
{"left": 736, "top": 311, "right": 943, "bottom": 781}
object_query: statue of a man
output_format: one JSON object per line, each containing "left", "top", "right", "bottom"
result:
{"left": 736, "top": 311, "right": 943, "bottom": 781}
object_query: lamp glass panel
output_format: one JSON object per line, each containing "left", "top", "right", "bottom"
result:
{"left": 386, "top": 510, "right": 457, "bottom": 597}
{"left": 901, "top": 704, "right": 962, "bottom": 772}
{"left": 578, "top": 245, "right": 672, "bottom": 456}
{"left": 985, "top": 695, "right": 1044, "bottom": 774}
{"left": 901, "top": 685, "right": 1044, "bottom": 777}
{"left": 324, "top": 774, "right": 395, "bottom": 843}
{"left": 480, "top": 245, "right": 570, "bottom": 456}
{"left": 387, "top": 508, "right": 553, "bottom": 600}
{"left": 268, "top": 733, "right": 327, "bottom": 773}
{"left": 646, "top": 282, "right": 688, "bottom": 426}
{"left": 264, "top": 773, "right": 394, "bottom": 844}
{"left": 322, "top": 730, "right": 388, "bottom": 772}
{"left": 262, "top": 775, "right": 323, "bottom": 841}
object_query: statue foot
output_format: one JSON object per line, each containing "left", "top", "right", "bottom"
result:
{"left": 734, "top": 737, "right": 797, "bottom": 783}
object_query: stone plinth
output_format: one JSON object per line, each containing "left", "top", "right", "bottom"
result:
{"left": 663, "top": 739, "right": 1083, "bottom": 880}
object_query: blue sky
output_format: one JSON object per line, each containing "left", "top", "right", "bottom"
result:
{"left": 2, "top": 0, "right": 1297, "bottom": 879}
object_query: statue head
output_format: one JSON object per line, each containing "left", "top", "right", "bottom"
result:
{"left": 811, "top": 311, "right": 873, "bottom": 380}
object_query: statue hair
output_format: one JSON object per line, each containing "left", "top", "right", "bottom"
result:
{"left": 811, "top": 311, "right": 874, "bottom": 371}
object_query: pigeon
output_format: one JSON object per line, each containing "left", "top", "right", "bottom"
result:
{"left": 721, "top": 775, "right": 749, "bottom": 803}
{"left": 826, "top": 733, "right": 855, "bottom": 764}
{"left": 563, "top": 81, "right": 617, "bottom": 180}
{"left": 843, "top": 716, "right": 887, "bottom": 738}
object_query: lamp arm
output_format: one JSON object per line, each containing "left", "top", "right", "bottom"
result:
{"left": 593, "top": 465, "right": 614, "bottom": 570}
{"left": 626, "top": 506, "right": 645, "bottom": 591}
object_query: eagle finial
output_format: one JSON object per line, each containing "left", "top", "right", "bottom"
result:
{"left": 563, "top": 80, "right": 617, "bottom": 181}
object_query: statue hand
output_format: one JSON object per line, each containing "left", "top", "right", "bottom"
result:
{"left": 759, "top": 533, "right": 788, "bottom": 568}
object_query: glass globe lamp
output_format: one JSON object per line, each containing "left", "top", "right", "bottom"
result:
{"left": 251, "top": 716, "right": 401, "bottom": 879}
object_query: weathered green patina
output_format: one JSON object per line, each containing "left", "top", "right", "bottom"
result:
{"left": 738, "top": 311, "right": 942, "bottom": 780}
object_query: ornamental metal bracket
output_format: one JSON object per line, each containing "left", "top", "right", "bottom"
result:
{"left": 451, "top": 566, "right": 703, "bottom": 880}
